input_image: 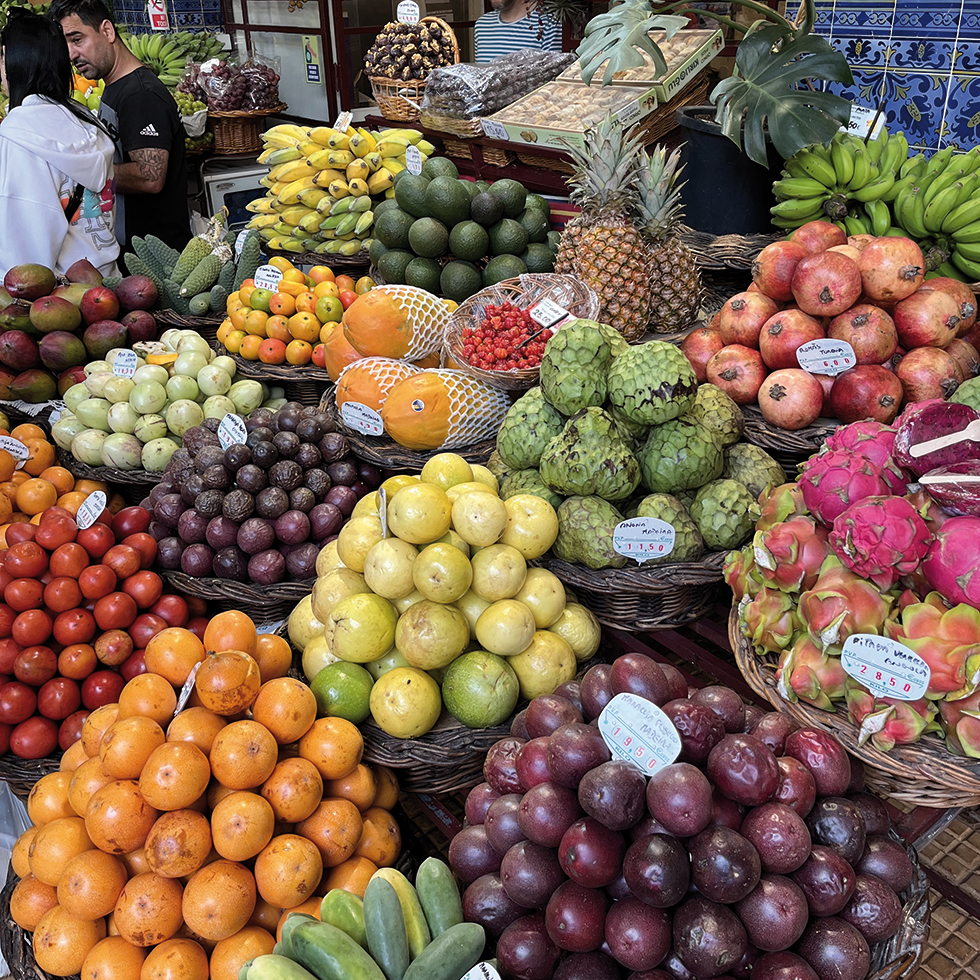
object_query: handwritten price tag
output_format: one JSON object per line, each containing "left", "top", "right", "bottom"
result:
{"left": 405, "top": 145, "right": 423, "bottom": 175}
{"left": 333, "top": 110, "right": 353, "bottom": 132}
{"left": 112, "top": 350, "right": 138, "bottom": 378}
{"left": 0, "top": 436, "right": 29, "bottom": 469}
{"left": 217, "top": 413, "right": 247, "bottom": 449}
{"left": 234, "top": 228, "right": 250, "bottom": 261}
{"left": 396, "top": 0, "right": 420, "bottom": 22}
{"left": 460, "top": 964, "right": 501, "bottom": 980}
{"left": 482, "top": 119, "right": 510, "bottom": 141}
{"left": 841, "top": 633, "right": 930, "bottom": 701}
{"left": 796, "top": 339, "right": 856, "bottom": 376}
{"left": 253, "top": 265, "right": 283, "bottom": 292}
{"left": 76, "top": 491, "right": 107, "bottom": 530}
{"left": 612, "top": 518, "right": 675, "bottom": 563}
{"left": 529, "top": 297, "right": 572, "bottom": 329}
{"left": 341, "top": 401, "right": 384, "bottom": 436}
{"left": 598, "top": 693, "right": 681, "bottom": 775}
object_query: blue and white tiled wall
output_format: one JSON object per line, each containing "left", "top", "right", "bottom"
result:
{"left": 814, "top": 0, "right": 980, "bottom": 153}
{"left": 113, "top": 0, "right": 223, "bottom": 33}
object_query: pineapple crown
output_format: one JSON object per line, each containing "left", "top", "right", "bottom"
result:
{"left": 561, "top": 113, "right": 644, "bottom": 217}
{"left": 635, "top": 144, "right": 687, "bottom": 241}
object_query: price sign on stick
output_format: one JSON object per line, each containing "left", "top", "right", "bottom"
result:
{"left": 841, "top": 634, "right": 930, "bottom": 701}
{"left": 796, "top": 339, "right": 856, "bottom": 376}
{"left": 218, "top": 414, "right": 247, "bottom": 449}
{"left": 599, "top": 693, "right": 680, "bottom": 774}
{"left": 0, "top": 437, "right": 29, "bottom": 469}
{"left": 612, "top": 518, "right": 675, "bottom": 563}
{"left": 76, "top": 491, "right": 107, "bottom": 530}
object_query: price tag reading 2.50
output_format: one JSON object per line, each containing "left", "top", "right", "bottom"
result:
{"left": 841, "top": 633, "right": 931, "bottom": 701}
{"left": 598, "top": 693, "right": 681, "bottom": 775}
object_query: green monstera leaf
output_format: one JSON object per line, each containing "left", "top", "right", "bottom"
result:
{"left": 576, "top": 8, "right": 688, "bottom": 86}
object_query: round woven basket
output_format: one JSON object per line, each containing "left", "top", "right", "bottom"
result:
{"left": 444, "top": 275, "right": 601, "bottom": 393}
{"left": 0, "top": 400, "right": 60, "bottom": 435}
{"left": 740, "top": 405, "right": 838, "bottom": 474}
{"left": 55, "top": 448, "right": 158, "bottom": 505}
{"left": 729, "top": 605, "right": 980, "bottom": 808}
{"left": 154, "top": 309, "right": 223, "bottom": 346}
{"left": 160, "top": 570, "right": 313, "bottom": 621}
{"left": 532, "top": 552, "right": 729, "bottom": 633}
{"left": 0, "top": 752, "right": 61, "bottom": 805}
{"left": 207, "top": 102, "right": 288, "bottom": 155}
{"left": 263, "top": 247, "right": 371, "bottom": 269}
{"left": 677, "top": 223, "right": 782, "bottom": 271}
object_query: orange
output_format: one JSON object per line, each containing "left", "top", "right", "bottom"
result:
{"left": 57, "top": 490, "right": 87, "bottom": 516}
{"left": 0, "top": 480, "right": 18, "bottom": 503}
{"left": 99, "top": 715, "right": 167, "bottom": 780}
{"left": 251, "top": 677, "right": 316, "bottom": 744}
{"left": 229, "top": 306, "right": 249, "bottom": 331}
{"left": 323, "top": 763, "right": 376, "bottom": 812}
{"left": 28, "top": 769, "right": 75, "bottom": 825}
{"left": 252, "top": 632, "right": 292, "bottom": 681}
{"left": 28, "top": 815, "right": 93, "bottom": 886}
{"left": 195, "top": 650, "right": 261, "bottom": 716}
{"left": 141, "top": 937, "right": 209, "bottom": 980}
{"left": 260, "top": 757, "right": 322, "bottom": 823}
{"left": 113, "top": 872, "right": 184, "bottom": 947}
{"left": 240, "top": 335, "right": 263, "bottom": 360}
{"left": 208, "top": 925, "right": 275, "bottom": 980}
{"left": 10, "top": 873, "right": 59, "bottom": 931}
{"left": 182, "top": 859, "right": 257, "bottom": 942}
{"left": 139, "top": 741, "right": 212, "bottom": 811}
{"left": 223, "top": 330, "right": 247, "bottom": 355}
{"left": 23, "top": 437, "right": 56, "bottom": 476}
{"left": 145, "top": 627, "right": 207, "bottom": 685}
{"left": 294, "top": 291, "right": 318, "bottom": 315}
{"left": 33, "top": 904, "right": 107, "bottom": 976}
{"left": 16, "top": 477, "right": 58, "bottom": 515}
{"left": 266, "top": 314, "right": 291, "bottom": 343}
{"left": 210, "top": 791, "right": 275, "bottom": 861}
{"left": 259, "top": 338, "right": 287, "bottom": 364}
{"left": 309, "top": 265, "right": 335, "bottom": 284}
{"left": 69, "top": 757, "right": 115, "bottom": 818}
{"left": 288, "top": 311, "right": 320, "bottom": 343}
{"left": 209, "top": 720, "right": 278, "bottom": 790}
{"left": 204, "top": 610, "right": 257, "bottom": 657}
{"left": 11, "top": 422, "right": 45, "bottom": 442}
{"left": 244, "top": 309, "right": 269, "bottom": 336}
{"left": 166, "top": 707, "right": 227, "bottom": 755}
{"left": 39, "top": 465, "right": 74, "bottom": 495}
{"left": 298, "top": 716, "right": 364, "bottom": 781}
{"left": 286, "top": 339, "right": 313, "bottom": 365}
{"left": 81, "top": 703, "right": 120, "bottom": 757}
{"left": 85, "top": 779, "right": 159, "bottom": 855}
{"left": 296, "top": 798, "right": 363, "bottom": 868}
{"left": 61, "top": 739, "right": 89, "bottom": 772}
{"left": 322, "top": 855, "right": 378, "bottom": 898}
{"left": 253, "top": 834, "right": 322, "bottom": 909}
{"left": 313, "top": 280, "right": 339, "bottom": 299}
{"left": 372, "top": 765, "right": 400, "bottom": 810}
{"left": 353, "top": 805, "right": 401, "bottom": 866}
{"left": 118, "top": 672, "right": 178, "bottom": 725}
{"left": 144, "top": 809, "right": 212, "bottom": 878}
{"left": 75, "top": 478, "right": 108, "bottom": 495}
{"left": 268, "top": 291, "right": 296, "bottom": 316}
{"left": 58, "top": 848, "right": 129, "bottom": 919}
{"left": 80, "top": 936, "right": 148, "bottom": 979}
{"left": 12, "top": 826, "right": 39, "bottom": 878}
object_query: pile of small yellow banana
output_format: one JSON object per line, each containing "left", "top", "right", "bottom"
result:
{"left": 246, "top": 122, "right": 435, "bottom": 255}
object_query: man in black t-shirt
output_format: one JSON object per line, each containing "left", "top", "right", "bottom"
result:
{"left": 51, "top": 0, "right": 190, "bottom": 255}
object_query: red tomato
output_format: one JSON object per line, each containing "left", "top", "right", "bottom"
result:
{"left": 5, "top": 541, "right": 48, "bottom": 579}
{"left": 119, "top": 649, "right": 147, "bottom": 682}
{"left": 96, "top": 507, "right": 113, "bottom": 526}
{"left": 0, "top": 603, "right": 15, "bottom": 639}
{"left": 58, "top": 710, "right": 89, "bottom": 751}
{"left": 94, "top": 591, "right": 137, "bottom": 631}
{"left": 128, "top": 613, "right": 168, "bottom": 649}
{"left": 186, "top": 597, "right": 208, "bottom": 619}
{"left": 39, "top": 570, "right": 54, "bottom": 586}
{"left": 78, "top": 564, "right": 116, "bottom": 601}
{"left": 0, "top": 567, "right": 13, "bottom": 596}
{"left": 12, "top": 609, "right": 53, "bottom": 647}
{"left": 0, "top": 680, "right": 36, "bottom": 723}
{"left": 121, "top": 532, "right": 157, "bottom": 570}
{"left": 339, "top": 289, "right": 358, "bottom": 309}
{"left": 150, "top": 594, "right": 189, "bottom": 628}
{"left": 41, "top": 506, "right": 74, "bottom": 523}
{"left": 94, "top": 629, "right": 133, "bottom": 667}
{"left": 122, "top": 570, "right": 163, "bottom": 610}
{"left": 81, "top": 669, "right": 124, "bottom": 710}
{"left": 0, "top": 638, "right": 21, "bottom": 674}
{"left": 43, "top": 577, "right": 83, "bottom": 614}
{"left": 187, "top": 615, "right": 209, "bottom": 641}
{"left": 5, "top": 524, "right": 36, "bottom": 546}
{"left": 0, "top": 721, "right": 12, "bottom": 755}
{"left": 48, "top": 542, "right": 89, "bottom": 579}
{"left": 5, "top": 578, "right": 44, "bottom": 612}
{"left": 10, "top": 716, "right": 58, "bottom": 759}
{"left": 76, "top": 522, "right": 115, "bottom": 560}
{"left": 58, "top": 643, "right": 97, "bottom": 680}
{"left": 102, "top": 544, "right": 140, "bottom": 580}
{"left": 13, "top": 646, "right": 57, "bottom": 686}
{"left": 37, "top": 676, "right": 81, "bottom": 721}
{"left": 34, "top": 515, "right": 77, "bottom": 551}
{"left": 113, "top": 507, "right": 151, "bottom": 538}
{"left": 52, "top": 608, "right": 97, "bottom": 646}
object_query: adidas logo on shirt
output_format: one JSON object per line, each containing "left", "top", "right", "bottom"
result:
{"left": 139, "top": 123, "right": 159, "bottom": 136}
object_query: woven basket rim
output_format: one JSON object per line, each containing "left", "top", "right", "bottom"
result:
{"left": 677, "top": 223, "right": 782, "bottom": 271}
{"left": 729, "top": 604, "right": 980, "bottom": 807}
{"left": 207, "top": 102, "right": 288, "bottom": 118}
{"left": 741, "top": 404, "right": 839, "bottom": 457}
{"left": 155, "top": 308, "right": 224, "bottom": 328}
{"left": 161, "top": 569, "right": 314, "bottom": 602}
{"left": 535, "top": 551, "right": 729, "bottom": 593}
{"left": 55, "top": 447, "right": 158, "bottom": 487}
{"left": 264, "top": 247, "right": 370, "bottom": 268}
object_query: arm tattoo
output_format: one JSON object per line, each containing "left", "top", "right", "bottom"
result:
{"left": 131, "top": 148, "right": 168, "bottom": 185}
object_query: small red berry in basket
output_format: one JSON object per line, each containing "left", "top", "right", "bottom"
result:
{"left": 465, "top": 304, "right": 550, "bottom": 372}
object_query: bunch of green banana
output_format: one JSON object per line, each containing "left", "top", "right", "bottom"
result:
{"left": 771, "top": 128, "right": 910, "bottom": 232}
{"left": 123, "top": 30, "right": 224, "bottom": 87}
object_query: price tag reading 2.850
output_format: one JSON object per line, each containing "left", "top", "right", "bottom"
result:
{"left": 598, "top": 693, "right": 680, "bottom": 775}
{"left": 841, "top": 633, "right": 930, "bottom": 701}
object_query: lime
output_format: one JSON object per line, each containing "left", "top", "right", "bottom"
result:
{"left": 369, "top": 666, "right": 442, "bottom": 738}
{"left": 310, "top": 661, "right": 374, "bottom": 723}
{"left": 441, "top": 650, "right": 520, "bottom": 728}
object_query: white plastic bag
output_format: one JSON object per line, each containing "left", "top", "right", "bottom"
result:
{"left": 182, "top": 108, "right": 208, "bottom": 137}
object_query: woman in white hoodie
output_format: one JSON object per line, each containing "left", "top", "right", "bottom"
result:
{"left": 0, "top": 9, "right": 119, "bottom": 278}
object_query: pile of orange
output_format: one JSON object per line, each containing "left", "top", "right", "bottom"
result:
{"left": 9, "top": 609, "right": 403, "bottom": 980}
{"left": 216, "top": 257, "right": 375, "bottom": 367}
{"left": 0, "top": 423, "right": 124, "bottom": 547}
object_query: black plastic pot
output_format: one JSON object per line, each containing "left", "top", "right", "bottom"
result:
{"left": 676, "top": 105, "right": 783, "bottom": 236}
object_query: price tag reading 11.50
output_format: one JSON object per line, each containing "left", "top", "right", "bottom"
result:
{"left": 796, "top": 339, "right": 856, "bottom": 376}
{"left": 598, "top": 693, "right": 681, "bottom": 775}
{"left": 612, "top": 518, "right": 675, "bottom": 563}
{"left": 841, "top": 633, "right": 930, "bottom": 701}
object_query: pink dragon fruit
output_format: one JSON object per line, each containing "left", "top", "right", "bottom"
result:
{"left": 939, "top": 689, "right": 980, "bottom": 757}
{"left": 921, "top": 516, "right": 980, "bottom": 609}
{"left": 757, "top": 482, "right": 809, "bottom": 531}
{"left": 828, "top": 495, "right": 933, "bottom": 590}
{"left": 752, "top": 516, "right": 831, "bottom": 594}
{"left": 740, "top": 586, "right": 800, "bottom": 654}
{"left": 724, "top": 545, "right": 763, "bottom": 602}
{"left": 776, "top": 635, "right": 848, "bottom": 710}
{"left": 823, "top": 420, "right": 897, "bottom": 468}
{"left": 798, "top": 559, "right": 894, "bottom": 650}
{"left": 798, "top": 450, "right": 899, "bottom": 527}
{"left": 904, "top": 488, "right": 951, "bottom": 536}
{"left": 845, "top": 681, "right": 940, "bottom": 752}
{"left": 884, "top": 591, "right": 980, "bottom": 696}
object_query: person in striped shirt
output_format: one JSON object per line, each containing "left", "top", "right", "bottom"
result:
{"left": 473, "top": 0, "right": 562, "bottom": 63}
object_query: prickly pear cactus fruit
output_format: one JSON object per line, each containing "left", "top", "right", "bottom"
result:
{"left": 606, "top": 340, "right": 698, "bottom": 426}
{"left": 723, "top": 443, "right": 787, "bottom": 499}
{"left": 690, "top": 478, "right": 761, "bottom": 550}
{"left": 692, "top": 383, "right": 744, "bottom": 447}
{"left": 539, "top": 407, "right": 641, "bottom": 501}
{"left": 495, "top": 386, "right": 566, "bottom": 470}
{"left": 539, "top": 319, "right": 621, "bottom": 416}
{"left": 638, "top": 415, "right": 723, "bottom": 493}
{"left": 633, "top": 493, "right": 704, "bottom": 563}
{"left": 500, "top": 468, "right": 563, "bottom": 510}
{"left": 553, "top": 495, "right": 626, "bottom": 569}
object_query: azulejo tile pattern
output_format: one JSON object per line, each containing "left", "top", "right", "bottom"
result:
{"left": 814, "top": 0, "right": 980, "bottom": 153}
{"left": 113, "top": 0, "right": 222, "bottom": 34}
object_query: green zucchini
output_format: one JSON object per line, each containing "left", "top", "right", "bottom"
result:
{"left": 364, "top": 876, "right": 410, "bottom": 980}
{"left": 290, "top": 919, "right": 386, "bottom": 980}
{"left": 415, "top": 858, "right": 463, "bottom": 938}
{"left": 401, "top": 922, "right": 486, "bottom": 980}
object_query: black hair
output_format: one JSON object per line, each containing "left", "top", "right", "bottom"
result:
{"left": 1, "top": 8, "right": 113, "bottom": 137}
{"left": 48, "top": 0, "right": 115, "bottom": 32}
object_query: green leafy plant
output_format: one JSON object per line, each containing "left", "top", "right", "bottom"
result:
{"left": 576, "top": 0, "right": 854, "bottom": 166}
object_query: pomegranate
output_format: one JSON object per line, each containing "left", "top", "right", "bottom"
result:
{"left": 893, "top": 289, "right": 960, "bottom": 348}
{"left": 790, "top": 220, "right": 847, "bottom": 254}
{"left": 718, "top": 292, "right": 780, "bottom": 348}
{"left": 919, "top": 276, "right": 978, "bottom": 334}
{"left": 858, "top": 238, "right": 925, "bottom": 302}
{"left": 814, "top": 373, "right": 836, "bottom": 416}
{"left": 827, "top": 304, "right": 898, "bottom": 365}
{"left": 758, "top": 369, "right": 825, "bottom": 430}
{"left": 759, "top": 310, "right": 826, "bottom": 370}
{"left": 680, "top": 328, "right": 726, "bottom": 383}
{"left": 882, "top": 345, "right": 906, "bottom": 372}
{"left": 829, "top": 365, "right": 904, "bottom": 424}
{"left": 827, "top": 245, "right": 863, "bottom": 263}
{"left": 945, "top": 338, "right": 980, "bottom": 382}
{"left": 847, "top": 234, "right": 877, "bottom": 251}
{"left": 895, "top": 347, "right": 961, "bottom": 402}
{"left": 752, "top": 241, "right": 808, "bottom": 302}
{"left": 706, "top": 345, "right": 768, "bottom": 405}
{"left": 791, "top": 252, "right": 863, "bottom": 317}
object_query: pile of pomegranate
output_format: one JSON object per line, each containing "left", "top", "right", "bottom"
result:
{"left": 681, "top": 221, "right": 980, "bottom": 431}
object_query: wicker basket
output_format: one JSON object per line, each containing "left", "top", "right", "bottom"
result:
{"left": 154, "top": 309, "right": 224, "bottom": 346}
{"left": 740, "top": 405, "right": 838, "bottom": 474}
{"left": 730, "top": 606, "right": 980, "bottom": 808}
{"left": 370, "top": 17, "right": 460, "bottom": 122}
{"left": 444, "top": 275, "right": 600, "bottom": 392}
{"left": 0, "top": 400, "right": 62, "bottom": 434}
{"left": 533, "top": 552, "right": 729, "bottom": 632}
{"left": 678, "top": 223, "right": 782, "bottom": 271}
{"left": 207, "top": 103, "right": 288, "bottom": 155}
{"left": 263, "top": 247, "right": 371, "bottom": 269}
{"left": 219, "top": 351, "right": 335, "bottom": 407}
{"left": 161, "top": 570, "right": 313, "bottom": 621}
{"left": 0, "top": 753, "right": 61, "bottom": 805}
{"left": 55, "top": 448, "right": 158, "bottom": 505}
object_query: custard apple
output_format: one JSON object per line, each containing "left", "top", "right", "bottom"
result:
{"left": 500, "top": 468, "right": 563, "bottom": 510}
{"left": 638, "top": 415, "right": 723, "bottom": 493}
{"left": 692, "top": 384, "right": 744, "bottom": 447}
{"left": 609, "top": 405, "right": 649, "bottom": 446}
{"left": 539, "top": 319, "right": 621, "bottom": 415}
{"left": 607, "top": 340, "right": 698, "bottom": 425}
{"left": 633, "top": 493, "right": 704, "bottom": 563}
{"left": 539, "top": 407, "right": 641, "bottom": 501}
{"left": 723, "top": 443, "right": 787, "bottom": 499}
{"left": 496, "top": 387, "right": 566, "bottom": 470}
{"left": 690, "top": 478, "right": 761, "bottom": 550}
{"left": 486, "top": 450, "right": 513, "bottom": 483}
{"left": 553, "top": 495, "right": 626, "bottom": 569}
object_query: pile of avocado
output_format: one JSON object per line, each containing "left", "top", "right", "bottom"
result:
{"left": 369, "top": 156, "right": 561, "bottom": 302}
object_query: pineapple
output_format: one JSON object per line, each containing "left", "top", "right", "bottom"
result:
{"left": 635, "top": 146, "right": 704, "bottom": 333}
{"left": 554, "top": 115, "right": 652, "bottom": 342}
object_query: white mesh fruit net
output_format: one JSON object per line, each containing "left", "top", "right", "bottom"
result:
{"left": 378, "top": 284, "right": 451, "bottom": 359}
{"left": 334, "top": 357, "right": 421, "bottom": 411}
